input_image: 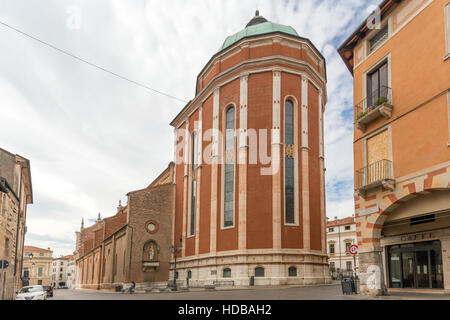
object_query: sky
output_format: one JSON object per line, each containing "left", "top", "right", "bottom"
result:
{"left": 0, "top": 0, "right": 381, "bottom": 257}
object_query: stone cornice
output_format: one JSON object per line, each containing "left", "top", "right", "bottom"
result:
{"left": 171, "top": 59, "right": 328, "bottom": 128}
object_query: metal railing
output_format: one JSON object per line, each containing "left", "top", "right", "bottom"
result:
{"left": 355, "top": 159, "right": 393, "bottom": 189}
{"left": 355, "top": 86, "right": 392, "bottom": 122}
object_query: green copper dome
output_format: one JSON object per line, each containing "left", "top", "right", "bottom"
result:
{"left": 219, "top": 11, "right": 299, "bottom": 52}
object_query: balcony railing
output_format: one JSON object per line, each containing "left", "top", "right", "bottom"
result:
{"left": 354, "top": 86, "right": 393, "bottom": 132}
{"left": 355, "top": 159, "right": 395, "bottom": 196}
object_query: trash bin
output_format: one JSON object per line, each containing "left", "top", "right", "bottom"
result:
{"left": 341, "top": 278, "right": 353, "bottom": 295}
{"left": 249, "top": 276, "right": 255, "bottom": 286}
{"left": 115, "top": 285, "right": 122, "bottom": 292}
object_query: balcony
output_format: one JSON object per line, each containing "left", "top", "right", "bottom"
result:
{"left": 355, "top": 86, "right": 393, "bottom": 132}
{"left": 355, "top": 159, "right": 395, "bottom": 197}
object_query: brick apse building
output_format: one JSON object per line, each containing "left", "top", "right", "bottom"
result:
{"left": 339, "top": 0, "right": 450, "bottom": 294}
{"left": 170, "top": 12, "right": 330, "bottom": 286}
{"left": 75, "top": 164, "right": 174, "bottom": 290}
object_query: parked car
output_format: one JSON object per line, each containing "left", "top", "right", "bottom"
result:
{"left": 16, "top": 285, "right": 47, "bottom": 300}
{"left": 43, "top": 285, "right": 53, "bottom": 297}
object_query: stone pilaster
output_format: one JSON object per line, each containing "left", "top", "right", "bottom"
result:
{"left": 210, "top": 88, "right": 220, "bottom": 253}
{"left": 301, "top": 76, "right": 310, "bottom": 250}
{"left": 318, "top": 91, "right": 326, "bottom": 253}
{"left": 238, "top": 75, "right": 248, "bottom": 250}
{"left": 195, "top": 107, "right": 202, "bottom": 255}
{"left": 272, "top": 70, "right": 282, "bottom": 249}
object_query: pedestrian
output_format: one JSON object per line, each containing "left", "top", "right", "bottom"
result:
{"left": 128, "top": 281, "right": 136, "bottom": 294}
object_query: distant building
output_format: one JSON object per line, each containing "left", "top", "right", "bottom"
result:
{"left": 51, "top": 255, "right": 73, "bottom": 288}
{"left": 66, "top": 255, "right": 76, "bottom": 289}
{"left": 0, "top": 148, "right": 33, "bottom": 300}
{"left": 75, "top": 163, "right": 174, "bottom": 291}
{"left": 338, "top": 0, "right": 450, "bottom": 294}
{"left": 22, "top": 246, "right": 53, "bottom": 287}
{"left": 326, "top": 217, "right": 359, "bottom": 279}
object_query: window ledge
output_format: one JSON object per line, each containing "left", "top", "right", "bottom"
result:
{"left": 220, "top": 226, "right": 235, "bottom": 231}
{"left": 444, "top": 53, "right": 450, "bottom": 61}
{"left": 447, "top": 142, "right": 450, "bottom": 147}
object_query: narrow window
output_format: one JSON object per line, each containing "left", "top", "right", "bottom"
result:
{"left": 187, "top": 270, "right": 192, "bottom": 279}
{"left": 38, "top": 267, "right": 43, "bottom": 276}
{"left": 284, "top": 100, "right": 295, "bottom": 224}
{"left": 367, "top": 61, "right": 388, "bottom": 107}
{"left": 288, "top": 267, "right": 297, "bottom": 277}
{"left": 255, "top": 267, "right": 265, "bottom": 277}
{"left": 369, "top": 24, "right": 388, "bottom": 53}
{"left": 223, "top": 268, "right": 231, "bottom": 278}
{"left": 224, "top": 107, "right": 235, "bottom": 228}
{"left": 190, "top": 180, "right": 196, "bottom": 236}
{"left": 329, "top": 243, "right": 335, "bottom": 254}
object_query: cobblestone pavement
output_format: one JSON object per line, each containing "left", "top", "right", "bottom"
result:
{"left": 51, "top": 284, "right": 373, "bottom": 300}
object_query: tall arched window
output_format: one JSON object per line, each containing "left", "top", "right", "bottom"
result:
{"left": 224, "top": 107, "right": 235, "bottom": 228}
{"left": 190, "top": 132, "right": 197, "bottom": 237}
{"left": 285, "top": 100, "right": 295, "bottom": 224}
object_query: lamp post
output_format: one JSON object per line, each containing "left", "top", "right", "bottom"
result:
{"left": 170, "top": 236, "right": 182, "bottom": 291}
{"left": 29, "top": 253, "right": 34, "bottom": 286}
{"left": 335, "top": 216, "right": 342, "bottom": 279}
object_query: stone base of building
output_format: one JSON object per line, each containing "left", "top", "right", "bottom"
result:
{"left": 170, "top": 250, "right": 332, "bottom": 288}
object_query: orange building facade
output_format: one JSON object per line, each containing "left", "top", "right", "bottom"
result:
{"left": 170, "top": 12, "right": 330, "bottom": 286}
{"left": 339, "top": 0, "right": 450, "bottom": 294}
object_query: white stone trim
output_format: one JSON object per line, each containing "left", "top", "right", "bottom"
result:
{"left": 301, "top": 76, "right": 310, "bottom": 250}
{"left": 195, "top": 107, "right": 202, "bottom": 255}
{"left": 210, "top": 89, "right": 220, "bottom": 253}
{"left": 181, "top": 121, "right": 189, "bottom": 257}
{"left": 238, "top": 75, "right": 248, "bottom": 250}
{"left": 174, "top": 62, "right": 327, "bottom": 128}
{"left": 200, "top": 33, "right": 325, "bottom": 82}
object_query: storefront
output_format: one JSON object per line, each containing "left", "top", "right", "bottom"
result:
{"left": 387, "top": 240, "right": 444, "bottom": 289}
{"left": 381, "top": 227, "right": 450, "bottom": 293}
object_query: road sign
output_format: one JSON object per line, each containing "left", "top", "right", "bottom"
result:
{"left": 0, "top": 260, "right": 9, "bottom": 269}
{"left": 349, "top": 245, "right": 358, "bottom": 255}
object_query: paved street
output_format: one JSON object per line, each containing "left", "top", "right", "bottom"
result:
{"left": 48, "top": 283, "right": 450, "bottom": 300}
{"left": 50, "top": 283, "right": 369, "bottom": 300}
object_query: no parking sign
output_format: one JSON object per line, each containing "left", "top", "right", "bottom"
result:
{"left": 349, "top": 245, "right": 358, "bottom": 255}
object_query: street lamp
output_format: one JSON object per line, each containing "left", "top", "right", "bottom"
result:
{"left": 335, "top": 216, "right": 342, "bottom": 279}
{"left": 170, "top": 236, "right": 182, "bottom": 291}
{"left": 28, "top": 253, "right": 34, "bottom": 286}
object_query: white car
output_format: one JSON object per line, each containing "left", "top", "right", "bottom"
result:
{"left": 16, "top": 285, "right": 47, "bottom": 300}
